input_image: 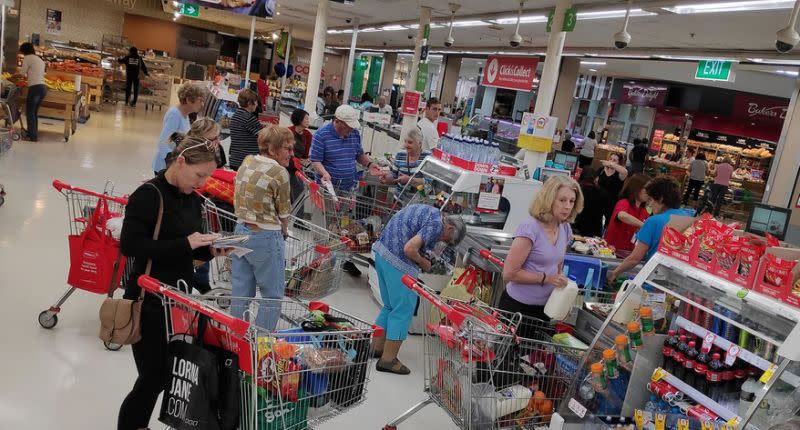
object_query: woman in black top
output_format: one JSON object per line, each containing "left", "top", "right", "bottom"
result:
{"left": 572, "top": 167, "right": 608, "bottom": 237}
{"left": 117, "top": 136, "right": 226, "bottom": 430}
{"left": 118, "top": 46, "right": 149, "bottom": 107}
{"left": 597, "top": 152, "right": 628, "bottom": 227}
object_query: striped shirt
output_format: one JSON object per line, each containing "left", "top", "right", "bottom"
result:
{"left": 391, "top": 150, "right": 430, "bottom": 200}
{"left": 372, "top": 204, "right": 443, "bottom": 277}
{"left": 309, "top": 122, "right": 363, "bottom": 191}
{"left": 228, "top": 108, "right": 263, "bottom": 171}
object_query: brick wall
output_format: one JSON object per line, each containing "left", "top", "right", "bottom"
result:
{"left": 20, "top": 0, "right": 124, "bottom": 47}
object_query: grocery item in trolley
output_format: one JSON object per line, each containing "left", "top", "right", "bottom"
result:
{"left": 138, "top": 275, "right": 382, "bottom": 430}
{"left": 384, "top": 275, "right": 586, "bottom": 430}
{"left": 38, "top": 180, "right": 133, "bottom": 351}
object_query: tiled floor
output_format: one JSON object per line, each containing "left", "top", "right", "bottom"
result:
{"left": 0, "top": 106, "right": 457, "bottom": 429}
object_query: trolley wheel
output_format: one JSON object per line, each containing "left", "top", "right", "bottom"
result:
{"left": 104, "top": 340, "right": 123, "bottom": 351}
{"left": 11, "top": 131, "right": 20, "bottom": 141}
{"left": 38, "top": 310, "right": 58, "bottom": 329}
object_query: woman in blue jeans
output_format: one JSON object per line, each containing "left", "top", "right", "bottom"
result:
{"left": 231, "top": 126, "right": 295, "bottom": 330}
{"left": 19, "top": 43, "right": 47, "bottom": 142}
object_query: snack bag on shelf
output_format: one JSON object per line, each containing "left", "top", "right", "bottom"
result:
{"left": 754, "top": 248, "right": 800, "bottom": 306}
{"left": 694, "top": 220, "right": 734, "bottom": 271}
{"left": 729, "top": 235, "right": 767, "bottom": 288}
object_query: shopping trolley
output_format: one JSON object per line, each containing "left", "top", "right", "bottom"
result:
{"left": 385, "top": 275, "right": 586, "bottom": 430}
{"left": 200, "top": 197, "right": 350, "bottom": 300}
{"left": 40, "top": 180, "right": 133, "bottom": 351}
{"left": 138, "top": 275, "right": 383, "bottom": 430}
{"left": 0, "top": 84, "right": 24, "bottom": 141}
{"left": 0, "top": 127, "right": 12, "bottom": 207}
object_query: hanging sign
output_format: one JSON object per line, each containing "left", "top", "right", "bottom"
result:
{"left": 695, "top": 60, "right": 734, "bottom": 82}
{"left": 518, "top": 113, "right": 557, "bottom": 152}
{"left": 416, "top": 63, "right": 428, "bottom": 92}
{"left": 481, "top": 55, "right": 539, "bottom": 91}
{"left": 401, "top": 91, "right": 421, "bottom": 116}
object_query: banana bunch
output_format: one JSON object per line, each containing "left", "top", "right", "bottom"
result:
{"left": 43, "top": 77, "right": 75, "bottom": 92}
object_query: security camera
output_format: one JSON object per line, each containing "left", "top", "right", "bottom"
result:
{"left": 510, "top": 33, "right": 522, "bottom": 48}
{"left": 445, "top": 35, "right": 454, "bottom": 47}
{"left": 345, "top": 17, "right": 352, "bottom": 23}
{"left": 408, "top": 33, "right": 414, "bottom": 40}
{"left": 776, "top": 27, "right": 800, "bottom": 53}
{"left": 614, "top": 30, "right": 631, "bottom": 49}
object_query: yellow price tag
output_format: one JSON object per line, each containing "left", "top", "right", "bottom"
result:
{"left": 727, "top": 417, "right": 741, "bottom": 428}
{"left": 655, "top": 414, "right": 666, "bottom": 430}
{"left": 759, "top": 364, "right": 777, "bottom": 384}
{"left": 651, "top": 368, "right": 666, "bottom": 381}
{"left": 634, "top": 410, "right": 646, "bottom": 430}
{"left": 701, "top": 420, "right": 714, "bottom": 430}
{"left": 677, "top": 418, "right": 689, "bottom": 430}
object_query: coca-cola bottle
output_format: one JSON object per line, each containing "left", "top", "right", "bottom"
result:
{"left": 707, "top": 353, "right": 725, "bottom": 402}
{"left": 721, "top": 360, "right": 736, "bottom": 404}
{"left": 694, "top": 346, "right": 712, "bottom": 396}
{"left": 672, "top": 335, "right": 689, "bottom": 380}
{"left": 683, "top": 341, "right": 699, "bottom": 386}
{"left": 662, "top": 330, "right": 679, "bottom": 373}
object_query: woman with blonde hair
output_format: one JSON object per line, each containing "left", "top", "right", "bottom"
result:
{"left": 231, "top": 125, "right": 295, "bottom": 330}
{"left": 500, "top": 176, "right": 583, "bottom": 338}
{"left": 167, "top": 118, "right": 225, "bottom": 168}
{"left": 152, "top": 82, "right": 207, "bottom": 173}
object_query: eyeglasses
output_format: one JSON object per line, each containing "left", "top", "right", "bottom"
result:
{"left": 178, "top": 137, "right": 217, "bottom": 159}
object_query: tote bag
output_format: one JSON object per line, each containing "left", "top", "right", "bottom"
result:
{"left": 68, "top": 198, "right": 125, "bottom": 294}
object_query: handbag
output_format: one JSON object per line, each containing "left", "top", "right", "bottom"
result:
{"left": 98, "top": 183, "right": 163, "bottom": 345}
{"left": 67, "top": 198, "right": 126, "bottom": 294}
{"left": 427, "top": 266, "right": 480, "bottom": 326}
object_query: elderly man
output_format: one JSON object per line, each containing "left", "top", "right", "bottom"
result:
{"left": 377, "top": 96, "right": 393, "bottom": 116}
{"left": 371, "top": 204, "right": 466, "bottom": 374}
{"left": 417, "top": 97, "right": 443, "bottom": 151}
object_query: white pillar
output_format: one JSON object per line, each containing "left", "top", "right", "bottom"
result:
{"left": 245, "top": 15, "right": 256, "bottom": 86}
{"left": 342, "top": 19, "right": 359, "bottom": 103}
{"left": 304, "top": 0, "right": 329, "bottom": 117}
{"left": 280, "top": 27, "right": 293, "bottom": 102}
{"left": 523, "top": 0, "right": 571, "bottom": 170}
{"left": 401, "top": 6, "right": 432, "bottom": 138}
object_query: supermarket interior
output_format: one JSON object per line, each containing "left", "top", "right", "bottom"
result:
{"left": 3, "top": 1, "right": 800, "bottom": 430}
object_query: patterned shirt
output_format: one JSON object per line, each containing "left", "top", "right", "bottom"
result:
{"left": 234, "top": 155, "right": 291, "bottom": 230}
{"left": 372, "top": 204, "right": 444, "bottom": 277}
{"left": 309, "top": 122, "right": 363, "bottom": 191}
{"left": 391, "top": 150, "right": 430, "bottom": 200}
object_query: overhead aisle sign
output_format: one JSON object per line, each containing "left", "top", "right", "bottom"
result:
{"left": 695, "top": 60, "right": 734, "bottom": 82}
{"left": 481, "top": 55, "right": 539, "bottom": 92}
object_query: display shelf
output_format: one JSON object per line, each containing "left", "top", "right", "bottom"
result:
{"left": 653, "top": 368, "right": 741, "bottom": 424}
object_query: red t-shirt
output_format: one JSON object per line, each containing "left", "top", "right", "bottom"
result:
{"left": 604, "top": 199, "right": 649, "bottom": 253}
{"left": 256, "top": 79, "right": 269, "bottom": 106}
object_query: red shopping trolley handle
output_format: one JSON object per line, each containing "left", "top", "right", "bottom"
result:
{"left": 137, "top": 275, "right": 250, "bottom": 336}
{"left": 52, "top": 180, "right": 129, "bottom": 206}
{"left": 479, "top": 249, "right": 505, "bottom": 267}
{"left": 401, "top": 275, "right": 466, "bottom": 328}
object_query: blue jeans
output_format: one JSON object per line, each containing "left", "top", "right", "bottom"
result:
{"left": 374, "top": 253, "right": 417, "bottom": 341}
{"left": 231, "top": 225, "right": 285, "bottom": 331}
{"left": 26, "top": 84, "right": 47, "bottom": 139}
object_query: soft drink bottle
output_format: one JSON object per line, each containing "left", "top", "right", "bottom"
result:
{"left": 694, "top": 345, "right": 711, "bottom": 397}
{"left": 683, "top": 341, "right": 698, "bottom": 385}
{"left": 672, "top": 335, "right": 689, "bottom": 380}
{"left": 707, "top": 353, "right": 725, "bottom": 402}
{"left": 721, "top": 361, "right": 736, "bottom": 406}
{"left": 662, "top": 330, "right": 679, "bottom": 373}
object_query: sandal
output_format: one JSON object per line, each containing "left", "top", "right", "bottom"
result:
{"left": 376, "top": 358, "right": 411, "bottom": 375}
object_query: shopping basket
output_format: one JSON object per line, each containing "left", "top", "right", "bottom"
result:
{"left": 138, "top": 274, "right": 383, "bottom": 430}
{"left": 385, "top": 275, "right": 586, "bottom": 430}
{"left": 200, "top": 197, "right": 350, "bottom": 300}
{"left": 296, "top": 169, "right": 400, "bottom": 254}
{"left": 40, "top": 180, "right": 133, "bottom": 351}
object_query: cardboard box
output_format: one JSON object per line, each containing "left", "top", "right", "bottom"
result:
{"left": 753, "top": 247, "right": 800, "bottom": 305}
{"left": 711, "top": 231, "right": 764, "bottom": 289}
{"left": 657, "top": 215, "right": 696, "bottom": 263}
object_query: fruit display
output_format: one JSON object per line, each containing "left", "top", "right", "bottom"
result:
{"left": 47, "top": 60, "right": 103, "bottom": 78}
{"left": 663, "top": 133, "right": 679, "bottom": 141}
{"left": 44, "top": 77, "right": 76, "bottom": 92}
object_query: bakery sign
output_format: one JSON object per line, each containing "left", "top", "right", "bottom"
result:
{"left": 481, "top": 55, "right": 539, "bottom": 91}
{"left": 732, "top": 94, "right": 789, "bottom": 123}
{"left": 620, "top": 82, "right": 668, "bottom": 107}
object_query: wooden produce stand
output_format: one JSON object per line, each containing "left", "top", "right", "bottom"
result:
{"left": 18, "top": 88, "right": 80, "bottom": 141}
{"left": 591, "top": 144, "right": 626, "bottom": 170}
{"left": 646, "top": 158, "right": 689, "bottom": 190}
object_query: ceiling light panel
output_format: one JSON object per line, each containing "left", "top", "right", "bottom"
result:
{"left": 577, "top": 9, "right": 656, "bottom": 20}
{"left": 493, "top": 15, "right": 548, "bottom": 24}
{"left": 664, "top": 1, "right": 794, "bottom": 14}
{"left": 452, "top": 20, "right": 490, "bottom": 27}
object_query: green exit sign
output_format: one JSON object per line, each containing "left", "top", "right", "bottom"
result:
{"left": 179, "top": 3, "right": 199, "bottom": 17}
{"left": 696, "top": 60, "right": 734, "bottom": 82}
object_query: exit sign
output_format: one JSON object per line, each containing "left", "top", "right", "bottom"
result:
{"left": 696, "top": 60, "right": 734, "bottom": 82}
{"left": 179, "top": 3, "right": 199, "bottom": 17}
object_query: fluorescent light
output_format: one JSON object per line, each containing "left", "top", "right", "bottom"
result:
{"left": 664, "top": 1, "right": 793, "bottom": 14}
{"left": 360, "top": 27, "right": 380, "bottom": 32}
{"left": 577, "top": 9, "right": 656, "bottom": 20}
{"left": 327, "top": 29, "right": 354, "bottom": 34}
{"left": 494, "top": 15, "right": 548, "bottom": 24}
{"left": 776, "top": 69, "right": 800, "bottom": 76}
{"left": 452, "top": 20, "right": 489, "bottom": 27}
{"left": 588, "top": 68, "right": 598, "bottom": 72}
{"left": 748, "top": 58, "right": 800, "bottom": 65}
{"left": 581, "top": 61, "right": 607, "bottom": 66}
{"left": 380, "top": 25, "right": 406, "bottom": 31}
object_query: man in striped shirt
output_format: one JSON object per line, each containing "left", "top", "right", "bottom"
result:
{"left": 310, "top": 105, "right": 376, "bottom": 191}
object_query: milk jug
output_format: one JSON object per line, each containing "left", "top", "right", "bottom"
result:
{"left": 544, "top": 275, "right": 578, "bottom": 320}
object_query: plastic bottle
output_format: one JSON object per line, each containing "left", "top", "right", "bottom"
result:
{"left": 494, "top": 385, "right": 533, "bottom": 418}
{"left": 603, "top": 348, "right": 619, "bottom": 379}
{"left": 707, "top": 353, "right": 725, "bottom": 402}
{"left": 645, "top": 394, "right": 660, "bottom": 413}
{"left": 640, "top": 307, "right": 655, "bottom": 335}
{"left": 738, "top": 378, "right": 758, "bottom": 417}
{"left": 616, "top": 335, "right": 633, "bottom": 365}
{"left": 721, "top": 362, "right": 736, "bottom": 406}
{"left": 627, "top": 321, "right": 644, "bottom": 350}
{"left": 544, "top": 275, "right": 579, "bottom": 320}
{"left": 672, "top": 335, "right": 689, "bottom": 381}
{"left": 683, "top": 341, "right": 699, "bottom": 386}
{"left": 591, "top": 362, "right": 608, "bottom": 392}
{"left": 694, "top": 346, "right": 711, "bottom": 396}
{"left": 662, "top": 330, "right": 678, "bottom": 373}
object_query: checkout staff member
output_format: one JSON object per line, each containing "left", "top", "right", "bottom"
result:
{"left": 607, "top": 176, "right": 686, "bottom": 282}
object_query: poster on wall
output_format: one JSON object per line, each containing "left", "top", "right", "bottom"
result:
{"left": 46, "top": 9, "right": 61, "bottom": 35}
{"left": 518, "top": 113, "right": 557, "bottom": 152}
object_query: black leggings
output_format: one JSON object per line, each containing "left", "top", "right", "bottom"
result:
{"left": 498, "top": 290, "right": 551, "bottom": 342}
{"left": 118, "top": 301, "right": 167, "bottom": 430}
{"left": 125, "top": 76, "right": 140, "bottom": 106}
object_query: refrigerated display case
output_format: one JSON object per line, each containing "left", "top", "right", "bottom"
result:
{"left": 557, "top": 252, "right": 800, "bottom": 430}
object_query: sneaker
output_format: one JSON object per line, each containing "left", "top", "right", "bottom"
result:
{"left": 343, "top": 260, "right": 362, "bottom": 277}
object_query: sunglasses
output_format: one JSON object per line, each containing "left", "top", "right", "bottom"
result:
{"left": 178, "top": 137, "right": 218, "bottom": 159}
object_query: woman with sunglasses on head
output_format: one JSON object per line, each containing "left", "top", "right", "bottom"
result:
{"left": 152, "top": 82, "right": 207, "bottom": 175}
{"left": 117, "top": 136, "right": 230, "bottom": 430}
{"left": 230, "top": 126, "right": 295, "bottom": 331}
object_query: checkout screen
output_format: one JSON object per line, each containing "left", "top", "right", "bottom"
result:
{"left": 749, "top": 206, "right": 788, "bottom": 238}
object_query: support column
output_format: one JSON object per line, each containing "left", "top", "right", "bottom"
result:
{"left": 244, "top": 15, "right": 256, "bottom": 86}
{"left": 550, "top": 57, "right": 580, "bottom": 132}
{"left": 342, "top": 19, "right": 360, "bottom": 104}
{"left": 401, "top": 6, "right": 432, "bottom": 137}
{"left": 379, "top": 52, "right": 397, "bottom": 95}
{"left": 523, "top": 0, "right": 571, "bottom": 170}
{"left": 765, "top": 79, "right": 800, "bottom": 243}
{"left": 280, "top": 27, "right": 293, "bottom": 101}
{"left": 439, "top": 54, "right": 462, "bottom": 107}
{"left": 304, "top": 0, "right": 329, "bottom": 117}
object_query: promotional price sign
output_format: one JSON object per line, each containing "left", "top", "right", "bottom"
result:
{"left": 518, "top": 113, "right": 557, "bottom": 152}
{"left": 401, "top": 91, "right": 421, "bottom": 116}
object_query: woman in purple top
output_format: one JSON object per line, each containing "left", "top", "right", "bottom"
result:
{"left": 501, "top": 176, "right": 584, "bottom": 338}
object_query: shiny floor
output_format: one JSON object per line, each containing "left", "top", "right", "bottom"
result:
{"left": 0, "top": 106, "right": 457, "bottom": 429}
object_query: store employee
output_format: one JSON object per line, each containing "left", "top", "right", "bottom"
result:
{"left": 417, "top": 97, "right": 443, "bottom": 151}
{"left": 608, "top": 176, "right": 687, "bottom": 282}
